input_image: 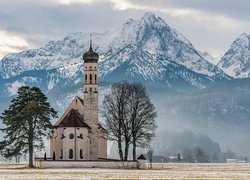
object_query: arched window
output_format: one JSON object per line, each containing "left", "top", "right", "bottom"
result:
{"left": 95, "top": 74, "right": 97, "bottom": 84}
{"left": 69, "top": 149, "right": 73, "bottom": 159}
{"left": 90, "top": 74, "right": 92, "bottom": 83}
{"left": 90, "top": 87, "right": 92, "bottom": 94}
{"left": 80, "top": 149, "right": 83, "bottom": 159}
{"left": 60, "top": 149, "right": 63, "bottom": 159}
{"left": 85, "top": 74, "right": 87, "bottom": 82}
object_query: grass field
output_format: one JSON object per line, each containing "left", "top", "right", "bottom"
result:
{"left": 0, "top": 163, "right": 250, "bottom": 179}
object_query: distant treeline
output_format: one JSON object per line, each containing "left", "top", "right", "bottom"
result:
{"left": 151, "top": 130, "right": 248, "bottom": 163}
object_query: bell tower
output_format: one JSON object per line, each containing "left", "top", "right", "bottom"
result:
{"left": 83, "top": 34, "right": 99, "bottom": 160}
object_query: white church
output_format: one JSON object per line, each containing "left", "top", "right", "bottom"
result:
{"left": 50, "top": 39, "right": 108, "bottom": 161}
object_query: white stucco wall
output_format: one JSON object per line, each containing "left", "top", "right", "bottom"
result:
{"left": 50, "top": 127, "right": 89, "bottom": 160}
{"left": 35, "top": 160, "right": 139, "bottom": 169}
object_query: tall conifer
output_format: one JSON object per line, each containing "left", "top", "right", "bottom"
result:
{"left": 0, "top": 86, "right": 57, "bottom": 167}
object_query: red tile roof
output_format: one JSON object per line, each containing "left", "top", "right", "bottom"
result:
{"left": 54, "top": 109, "right": 91, "bottom": 129}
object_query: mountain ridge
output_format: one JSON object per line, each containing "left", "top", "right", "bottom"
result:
{"left": 218, "top": 33, "right": 250, "bottom": 78}
{"left": 1, "top": 12, "right": 250, "bottom": 157}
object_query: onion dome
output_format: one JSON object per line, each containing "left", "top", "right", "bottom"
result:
{"left": 83, "top": 34, "right": 99, "bottom": 63}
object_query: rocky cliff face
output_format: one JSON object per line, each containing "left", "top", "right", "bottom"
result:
{"left": 218, "top": 33, "right": 250, "bottom": 78}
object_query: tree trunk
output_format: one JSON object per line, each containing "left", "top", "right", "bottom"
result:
{"left": 118, "top": 138, "right": 123, "bottom": 161}
{"left": 124, "top": 138, "right": 129, "bottom": 161}
{"left": 28, "top": 137, "right": 33, "bottom": 167}
{"left": 133, "top": 139, "right": 136, "bottom": 161}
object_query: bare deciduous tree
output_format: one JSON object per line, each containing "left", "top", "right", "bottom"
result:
{"left": 102, "top": 81, "right": 131, "bottom": 160}
{"left": 102, "top": 81, "right": 157, "bottom": 161}
{"left": 128, "top": 83, "right": 157, "bottom": 160}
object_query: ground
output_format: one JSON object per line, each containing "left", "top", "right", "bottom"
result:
{"left": 1, "top": 163, "right": 250, "bottom": 179}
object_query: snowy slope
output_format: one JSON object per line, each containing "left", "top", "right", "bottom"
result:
{"left": 0, "top": 12, "right": 232, "bottom": 107}
{"left": 218, "top": 33, "right": 250, "bottom": 78}
{"left": 0, "top": 12, "right": 228, "bottom": 81}
{"left": 199, "top": 51, "right": 221, "bottom": 65}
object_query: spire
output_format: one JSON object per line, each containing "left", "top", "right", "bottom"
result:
{"left": 83, "top": 33, "right": 99, "bottom": 62}
{"left": 89, "top": 33, "right": 93, "bottom": 51}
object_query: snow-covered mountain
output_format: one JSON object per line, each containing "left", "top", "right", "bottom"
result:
{"left": 0, "top": 12, "right": 233, "bottom": 115}
{"left": 218, "top": 33, "right": 250, "bottom": 78}
{"left": 0, "top": 13, "right": 229, "bottom": 92}
{"left": 1, "top": 12, "right": 250, "bottom": 157}
{"left": 199, "top": 51, "right": 220, "bottom": 65}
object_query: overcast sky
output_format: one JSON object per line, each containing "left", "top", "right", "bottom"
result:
{"left": 0, "top": 0, "right": 249, "bottom": 59}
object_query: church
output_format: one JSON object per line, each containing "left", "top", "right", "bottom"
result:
{"left": 50, "top": 38, "right": 107, "bottom": 160}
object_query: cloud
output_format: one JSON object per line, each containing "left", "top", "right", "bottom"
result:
{"left": 119, "top": 0, "right": 250, "bottom": 21}
{"left": 7, "top": 81, "right": 25, "bottom": 96}
{"left": 106, "top": 0, "right": 250, "bottom": 56}
{"left": 0, "top": 0, "right": 249, "bottom": 58}
{"left": 55, "top": 0, "right": 102, "bottom": 5}
{"left": 0, "top": 30, "right": 30, "bottom": 58}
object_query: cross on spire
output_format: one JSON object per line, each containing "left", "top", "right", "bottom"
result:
{"left": 90, "top": 33, "right": 92, "bottom": 50}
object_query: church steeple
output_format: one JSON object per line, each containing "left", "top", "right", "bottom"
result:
{"left": 89, "top": 33, "right": 93, "bottom": 51}
{"left": 83, "top": 34, "right": 99, "bottom": 160}
{"left": 83, "top": 34, "right": 99, "bottom": 62}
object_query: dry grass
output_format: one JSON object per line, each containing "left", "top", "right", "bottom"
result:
{"left": 0, "top": 163, "right": 250, "bottom": 179}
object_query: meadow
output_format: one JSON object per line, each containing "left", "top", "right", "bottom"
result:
{"left": 0, "top": 163, "right": 250, "bottom": 179}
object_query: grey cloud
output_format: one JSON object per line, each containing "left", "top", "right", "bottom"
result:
{"left": 130, "top": 0, "right": 250, "bottom": 21}
{"left": 0, "top": 0, "right": 249, "bottom": 58}
{"left": 0, "top": 0, "right": 142, "bottom": 47}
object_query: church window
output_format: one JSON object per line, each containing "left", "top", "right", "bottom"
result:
{"left": 80, "top": 115, "right": 84, "bottom": 121}
{"left": 69, "top": 133, "right": 74, "bottom": 139}
{"left": 90, "top": 87, "right": 92, "bottom": 94}
{"left": 61, "top": 134, "right": 65, "bottom": 139}
{"left": 78, "top": 133, "right": 84, "bottom": 139}
{"left": 60, "top": 149, "right": 63, "bottom": 159}
{"left": 80, "top": 149, "right": 83, "bottom": 159}
{"left": 69, "top": 149, "right": 73, "bottom": 159}
{"left": 90, "top": 74, "right": 92, "bottom": 83}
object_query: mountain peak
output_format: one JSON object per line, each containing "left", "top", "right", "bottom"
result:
{"left": 143, "top": 12, "right": 157, "bottom": 20}
{"left": 0, "top": 13, "right": 229, "bottom": 87}
{"left": 238, "top": 33, "right": 249, "bottom": 39}
{"left": 218, "top": 33, "right": 250, "bottom": 78}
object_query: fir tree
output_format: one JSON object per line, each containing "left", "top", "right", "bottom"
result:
{"left": 0, "top": 86, "right": 57, "bottom": 167}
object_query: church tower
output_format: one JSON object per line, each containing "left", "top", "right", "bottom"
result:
{"left": 83, "top": 35, "right": 99, "bottom": 160}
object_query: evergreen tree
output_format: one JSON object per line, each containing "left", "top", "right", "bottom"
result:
{"left": 0, "top": 86, "right": 57, "bottom": 167}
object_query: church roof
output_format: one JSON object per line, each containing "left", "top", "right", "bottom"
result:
{"left": 137, "top": 154, "right": 147, "bottom": 160}
{"left": 54, "top": 109, "right": 91, "bottom": 129}
{"left": 54, "top": 96, "right": 84, "bottom": 127}
{"left": 76, "top": 96, "right": 84, "bottom": 105}
{"left": 98, "top": 123, "right": 107, "bottom": 133}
